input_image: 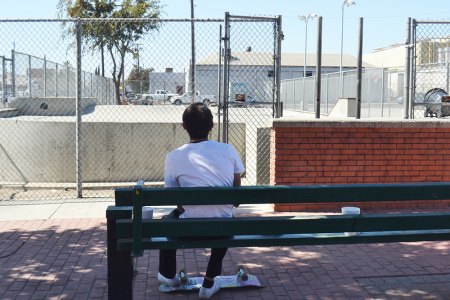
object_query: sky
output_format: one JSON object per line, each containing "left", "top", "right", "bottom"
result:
{"left": 1, "top": 0, "right": 450, "bottom": 56}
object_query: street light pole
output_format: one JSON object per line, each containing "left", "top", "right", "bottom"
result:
{"left": 340, "top": 0, "right": 356, "bottom": 97}
{"left": 298, "top": 13, "right": 318, "bottom": 78}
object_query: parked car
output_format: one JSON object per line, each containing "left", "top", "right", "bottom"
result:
{"left": 423, "top": 88, "right": 450, "bottom": 118}
{"left": 170, "top": 91, "right": 216, "bottom": 106}
{"left": 141, "top": 90, "right": 177, "bottom": 104}
{"left": 228, "top": 94, "right": 258, "bottom": 107}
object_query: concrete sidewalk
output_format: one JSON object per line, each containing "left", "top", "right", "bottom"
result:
{"left": 1, "top": 201, "right": 450, "bottom": 299}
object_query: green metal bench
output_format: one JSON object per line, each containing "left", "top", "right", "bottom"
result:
{"left": 106, "top": 181, "right": 450, "bottom": 299}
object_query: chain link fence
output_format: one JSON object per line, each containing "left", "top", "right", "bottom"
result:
{"left": 282, "top": 67, "right": 405, "bottom": 118}
{"left": 0, "top": 17, "right": 280, "bottom": 202}
{"left": 223, "top": 15, "right": 281, "bottom": 185}
{"left": 412, "top": 21, "right": 450, "bottom": 119}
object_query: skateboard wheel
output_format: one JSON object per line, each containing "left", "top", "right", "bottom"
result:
{"left": 236, "top": 265, "right": 248, "bottom": 281}
{"left": 179, "top": 269, "right": 188, "bottom": 285}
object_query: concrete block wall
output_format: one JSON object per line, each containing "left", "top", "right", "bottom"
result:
{"left": 0, "top": 119, "right": 246, "bottom": 184}
{"left": 270, "top": 119, "right": 450, "bottom": 211}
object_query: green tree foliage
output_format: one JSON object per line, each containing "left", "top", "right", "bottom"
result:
{"left": 126, "top": 66, "right": 153, "bottom": 93}
{"left": 58, "top": 0, "right": 162, "bottom": 104}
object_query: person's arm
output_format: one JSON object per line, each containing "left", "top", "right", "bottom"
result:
{"left": 233, "top": 173, "right": 241, "bottom": 207}
{"left": 233, "top": 173, "right": 241, "bottom": 187}
{"left": 164, "top": 154, "right": 185, "bottom": 215}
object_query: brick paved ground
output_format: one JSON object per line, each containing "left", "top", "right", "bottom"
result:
{"left": 1, "top": 217, "right": 450, "bottom": 299}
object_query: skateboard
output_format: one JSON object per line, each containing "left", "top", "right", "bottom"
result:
{"left": 159, "top": 266, "right": 265, "bottom": 293}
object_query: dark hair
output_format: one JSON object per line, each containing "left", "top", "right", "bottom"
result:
{"left": 182, "top": 103, "right": 213, "bottom": 139}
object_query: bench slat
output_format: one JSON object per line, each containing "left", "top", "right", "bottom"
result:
{"left": 116, "top": 212, "right": 450, "bottom": 238}
{"left": 116, "top": 230, "right": 450, "bottom": 250}
{"left": 106, "top": 206, "right": 132, "bottom": 219}
{"left": 139, "top": 183, "right": 450, "bottom": 206}
{"left": 114, "top": 188, "right": 134, "bottom": 206}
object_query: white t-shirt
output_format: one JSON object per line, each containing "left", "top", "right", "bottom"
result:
{"left": 164, "top": 140, "right": 245, "bottom": 218}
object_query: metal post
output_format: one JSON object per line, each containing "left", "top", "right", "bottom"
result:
{"left": 1, "top": 56, "right": 6, "bottom": 105}
{"left": 91, "top": 73, "right": 93, "bottom": 97}
{"left": 66, "top": 65, "right": 69, "bottom": 97}
{"left": 75, "top": 20, "right": 83, "bottom": 198}
{"left": 11, "top": 50, "right": 15, "bottom": 97}
{"left": 325, "top": 73, "right": 329, "bottom": 113}
{"left": 275, "top": 15, "right": 283, "bottom": 118}
{"left": 410, "top": 19, "right": 416, "bottom": 119}
{"left": 314, "top": 16, "right": 322, "bottom": 119}
{"left": 55, "top": 64, "right": 58, "bottom": 97}
{"left": 222, "top": 12, "right": 230, "bottom": 143}
{"left": 340, "top": 1, "right": 355, "bottom": 97}
{"left": 292, "top": 79, "right": 296, "bottom": 109}
{"left": 190, "top": 0, "right": 196, "bottom": 101}
{"left": 380, "top": 68, "right": 385, "bottom": 117}
{"left": 355, "top": 17, "right": 363, "bottom": 119}
{"left": 304, "top": 22, "right": 308, "bottom": 78}
{"left": 28, "top": 55, "right": 32, "bottom": 98}
{"left": 44, "top": 56, "right": 47, "bottom": 97}
{"left": 339, "top": 4, "right": 345, "bottom": 97}
{"left": 447, "top": 49, "right": 450, "bottom": 94}
{"left": 404, "top": 17, "right": 411, "bottom": 119}
{"left": 217, "top": 25, "right": 222, "bottom": 142}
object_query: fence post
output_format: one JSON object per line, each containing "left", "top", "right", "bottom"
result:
{"left": 11, "top": 50, "right": 15, "bottom": 97}
{"left": 302, "top": 78, "right": 306, "bottom": 111}
{"left": 76, "top": 19, "right": 83, "bottom": 198}
{"left": 445, "top": 47, "right": 450, "bottom": 97}
{"left": 381, "top": 68, "right": 385, "bottom": 117}
{"left": 410, "top": 19, "right": 417, "bottom": 119}
{"left": 404, "top": 17, "right": 411, "bottom": 119}
{"left": 217, "top": 25, "right": 222, "bottom": 142}
{"left": 325, "top": 74, "right": 329, "bottom": 113}
{"left": 315, "top": 16, "right": 322, "bottom": 119}
{"left": 55, "top": 64, "right": 59, "bottom": 97}
{"left": 275, "top": 15, "right": 283, "bottom": 118}
{"left": 44, "top": 55, "right": 47, "bottom": 97}
{"left": 190, "top": 0, "right": 196, "bottom": 101}
{"left": 355, "top": 18, "right": 363, "bottom": 119}
{"left": 222, "top": 12, "right": 230, "bottom": 143}
{"left": 1, "top": 56, "right": 5, "bottom": 104}
{"left": 28, "top": 55, "right": 32, "bottom": 98}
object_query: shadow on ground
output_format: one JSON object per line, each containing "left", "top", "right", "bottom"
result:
{"left": 1, "top": 218, "right": 450, "bottom": 299}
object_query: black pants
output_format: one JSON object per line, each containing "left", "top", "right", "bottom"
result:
{"left": 159, "top": 247, "right": 228, "bottom": 279}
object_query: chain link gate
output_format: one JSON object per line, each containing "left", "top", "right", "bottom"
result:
{"left": 411, "top": 20, "right": 450, "bottom": 119}
{"left": 0, "top": 16, "right": 281, "bottom": 203}
{"left": 221, "top": 13, "right": 282, "bottom": 185}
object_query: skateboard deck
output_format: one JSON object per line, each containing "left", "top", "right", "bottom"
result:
{"left": 159, "top": 267, "right": 265, "bottom": 293}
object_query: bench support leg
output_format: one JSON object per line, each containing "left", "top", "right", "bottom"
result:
{"left": 107, "top": 218, "right": 134, "bottom": 300}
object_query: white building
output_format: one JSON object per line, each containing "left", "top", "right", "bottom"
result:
{"left": 196, "top": 51, "right": 369, "bottom": 101}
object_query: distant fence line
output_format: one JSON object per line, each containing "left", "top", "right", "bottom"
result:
{"left": 281, "top": 67, "right": 405, "bottom": 118}
{"left": 2, "top": 50, "right": 116, "bottom": 105}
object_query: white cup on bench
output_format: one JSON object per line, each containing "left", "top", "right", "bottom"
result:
{"left": 142, "top": 206, "right": 154, "bottom": 219}
{"left": 341, "top": 206, "right": 360, "bottom": 236}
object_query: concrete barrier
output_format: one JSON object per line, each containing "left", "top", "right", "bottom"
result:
{"left": 5, "top": 97, "right": 97, "bottom": 116}
{"left": 0, "top": 118, "right": 246, "bottom": 183}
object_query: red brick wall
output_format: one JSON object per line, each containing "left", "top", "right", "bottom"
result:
{"left": 270, "top": 120, "right": 450, "bottom": 211}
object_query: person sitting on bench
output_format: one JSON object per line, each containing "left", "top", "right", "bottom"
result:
{"left": 158, "top": 103, "right": 245, "bottom": 299}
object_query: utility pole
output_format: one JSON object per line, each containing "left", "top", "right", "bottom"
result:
{"left": 134, "top": 43, "right": 143, "bottom": 94}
